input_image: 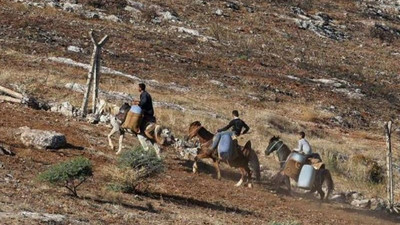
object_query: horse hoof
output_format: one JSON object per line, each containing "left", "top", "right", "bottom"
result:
{"left": 248, "top": 183, "right": 253, "bottom": 188}
{"left": 116, "top": 150, "right": 122, "bottom": 155}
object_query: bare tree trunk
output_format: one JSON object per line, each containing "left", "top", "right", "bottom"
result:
{"left": 385, "top": 121, "right": 394, "bottom": 211}
{"left": 0, "top": 95, "right": 22, "bottom": 103}
{"left": 81, "top": 30, "right": 109, "bottom": 117}
{"left": 81, "top": 45, "right": 98, "bottom": 117}
{"left": 0, "top": 85, "right": 24, "bottom": 99}
{"left": 92, "top": 47, "right": 100, "bottom": 114}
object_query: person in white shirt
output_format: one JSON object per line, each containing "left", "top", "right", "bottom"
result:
{"left": 294, "top": 131, "right": 312, "bottom": 155}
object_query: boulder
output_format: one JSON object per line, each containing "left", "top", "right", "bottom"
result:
{"left": 50, "top": 102, "right": 80, "bottom": 117}
{"left": 20, "top": 127, "right": 66, "bottom": 149}
{"left": 67, "top": 46, "right": 83, "bottom": 53}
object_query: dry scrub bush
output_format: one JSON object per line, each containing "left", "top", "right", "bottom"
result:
{"left": 370, "top": 24, "right": 400, "bottom": 43}
{"left": 108, "top": 146, "right": 164, "bottom": 193}
{"left": 322, "top": 152, "right": 384, "bottom": 184}
{"left": 267, "top": 115, "right": 301, "bottom": 134}
{"left": 38, "top": 157, "right": 93, "bottom": 197}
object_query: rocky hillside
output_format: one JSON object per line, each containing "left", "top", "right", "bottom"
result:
{"left": 1, "top": 0, "right": 400, "bottom": 224}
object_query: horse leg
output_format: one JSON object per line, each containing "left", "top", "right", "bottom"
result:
{"left": 235, "top": 168, "right": 246, "bottom": 187}
{"left": 107, "top": 127, "right": 118, "bottom": 150}
{"left": 116, "top": 133, "right": 124, "bottom": 155}
{"left": 152, "top": 143, "right": 161, "bottom": 159}
{"left": 213, "top": 158, "right": 221, "bottom": 180}
{"left": 193, "top": 152, "right": 210, "bottom": 174}
{"left": 137, "top": 134, "right": 150, "bottom": 151}
{"left": 284, "top": 176, "right": 291, "bottom": 194}
{"left": 244, "top": 166, "right": 253, "bottom": 188}
{"left": 317, "top": 187, "right": 325, "bottom": 200}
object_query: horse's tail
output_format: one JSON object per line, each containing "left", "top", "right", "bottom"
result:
{"left": 323, "top": 169, "right": 334, "bottom": 199}
{"left": 243, "top": 141, "right": 261, "bottom": 181}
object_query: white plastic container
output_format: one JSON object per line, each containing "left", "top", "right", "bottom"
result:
{"left": 297, "top": 165, "right": 316, "bottom": 189}
{"left": 130, "top": 105, "right": 142, "bottom": 114}
{"left": 289, "top": 152, "right": 306, "bottom": 164}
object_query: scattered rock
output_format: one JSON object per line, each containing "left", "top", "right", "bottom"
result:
{"left": 0, "top": 211, "right": 72, "bottom": 224}
{"left": 209, "top": 80, "right": 226, "bottom": 87}
{"left": 174, "top": 26, "right": 200, "bottom": 36}
{"left": 67, "top": 45, "right": 83, "bottom": 53}
{"left": 351, "top": 199, "right": 371, "bottom": 208}
{"left": 215, "top": 9, "right": 223, "bottom": 16}
{"left": 86, "top": 113, "right": 100, "bottom": 124}
{"left": 291, "top": 7, "right": 347, "bottom": 41}
{"left": 20, "top": 127, "right": 67, "bottom": 149}
{"left": 0, "top": 145, "right": 15, "bottom": 156}
{"left": 126, "top": 0, "right": 144, "bottom": 10}
{"left": 49, "top": 57, "right": 189, "bottom": 93}
{"left": 62, "top": 2, "right": 83, "bottom": 13}
{"left": 104, "top": 15, "right": 121, "bottom": 23}
{"left": 50, "top": 101, "right": 80, "bottom": 117}
{"left": 330, "top": 194, "right": 346, "bottom": 203}
{"left": 226, "top": 1, "right": 240, "bottom": 11}
{"left": 370, "top": 198, "right": 386, "bottom": 211}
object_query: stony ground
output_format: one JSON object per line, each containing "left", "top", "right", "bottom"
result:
{"left": 2, "top": 0, "right": 400, "bottom": 224}
{"left": 1, "top": 102, "right": 399, "bottom": 224}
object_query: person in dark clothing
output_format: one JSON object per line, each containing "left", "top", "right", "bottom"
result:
{"left": 217, "top": 110, "right": 250, "bottom": 136}
{"left": 133, "top": 83, "right": 156, "bottom": 133}
{"left": 209, "top": 110, "right": 250, "bottom": 157}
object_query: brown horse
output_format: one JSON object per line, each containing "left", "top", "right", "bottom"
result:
{"left": 186, "top": 121, "right": 260, "bottom": 187}
{"left": 265, "top": 136, "right": 334, "bottom": 200}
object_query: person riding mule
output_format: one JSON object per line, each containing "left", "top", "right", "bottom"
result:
{"left": 126, "top": 83, "right": 156, "bottom": 136}
{"left": 265, "top": 135, "right": 333, "bottom": 200}
{"left": 209, "top": 110, "right": 250, "bottom": 161}
{"left": 186, "top": 121, "right": 260, "bottom": 187}
{"left": 108, "top": 83, "right": 174, "bottom": 158}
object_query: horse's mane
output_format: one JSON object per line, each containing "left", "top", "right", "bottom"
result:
{"left": 189, "top": 121, "right": 214, "bottom": 141}
{"left": 269, "top": 136, "right": 280, "bottom": 143}
{"left": 197, "top": 127, "right": 214, "bottom": 141}
{"left": 190, "top": 121, "right": 202, "bottom": 127}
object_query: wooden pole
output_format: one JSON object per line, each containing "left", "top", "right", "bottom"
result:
{"left": 0, "top": 95, "right": 22, "bottom": 103}
{"left": 91, "top": 35, "right": 108, "bottom": 114}
{"left": 385, "top": 121, "right": 394, "bottom": 211}
{"left": 81, "top": 30, "right": 108, "bottom": 117}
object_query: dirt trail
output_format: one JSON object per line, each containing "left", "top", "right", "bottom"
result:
{"left": 0, "top": 102, "right": 398, "bottom": 224}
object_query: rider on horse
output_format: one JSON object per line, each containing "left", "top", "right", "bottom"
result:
{"left": 209, "top": 110, "right": 250, "bottom": 160}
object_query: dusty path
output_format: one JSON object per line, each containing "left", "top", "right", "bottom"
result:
{"left": 0, "top": 102, "right": 398, "bottom": 224}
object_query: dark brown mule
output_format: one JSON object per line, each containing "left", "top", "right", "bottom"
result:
{"left": 266, "top": 137, "right": 334, "bottom": 200}
{"left": 186, "top": 121, "right": 260, "bottom": 187}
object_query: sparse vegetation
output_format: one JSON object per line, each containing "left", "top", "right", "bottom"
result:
{"left": 110, "top": 146, "right": 165, "bottom": 193}
{"left": 269, "top": 220, "right": 301, "bottom": 225}
{"left": 38, "top": 157, "right": 92, "bottom": 197}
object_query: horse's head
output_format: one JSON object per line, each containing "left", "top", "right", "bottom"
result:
{"left": 186, "top": 121, "right": 202, "bottom": 141}
{"left": 119, "top": 102, "right": 131, "bottom": 113}
{"left": 265, "top": 136, "right": 281, "bottom": 156}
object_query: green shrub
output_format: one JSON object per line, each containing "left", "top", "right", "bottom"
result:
{"left": 38, "top": 157, "right": 92, "bottom": 197}
{"left": 115, "top": 146, "right": 164, "bottom": 192}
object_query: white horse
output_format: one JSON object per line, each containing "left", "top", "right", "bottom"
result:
{"left": 105, "top": 103, "right": 174, "bottom": 158}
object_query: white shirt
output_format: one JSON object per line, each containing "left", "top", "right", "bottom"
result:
{"left": 294, "top": 138, "right": 312, "bottom": 155}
